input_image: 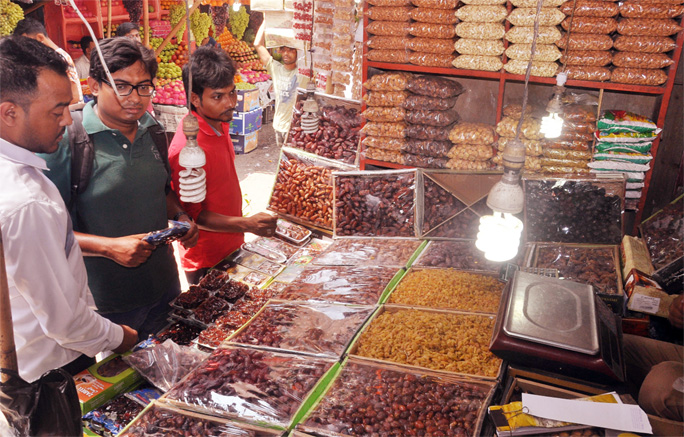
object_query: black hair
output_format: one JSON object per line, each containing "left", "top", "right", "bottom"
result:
{"left": 182, "top": 46, "right": 236, "bottom": 112}
{"left": 80, "top": 36, "right": 94, "bottom": 55}
{"left": 13, "top": 18, "right": 47, "bottom": 37}
{"left": 0, "top": 36, "right": 69, "bottom": 110}
{"left": 116, "top": 22, "right": 138, "bottom": 38}
{"left": 89, "top": 37, "right": 157, "bottom": 84}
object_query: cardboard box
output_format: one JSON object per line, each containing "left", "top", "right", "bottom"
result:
{"left": 625, "top": 270, "right": 676, "bottom": 318}
{"left": 74, "top": 353, "right": 143, "bottom": 414}
{"left": 621, "top": 235, "right": 655, "bottom": 279}
{"left": 231, "top": 131, "right": 259, "bottom": 154}
{"left": 229, "top": 107, "right": 263, "bottom": 135}
{"left": 235, "top": 89, "right": 260, "bottom": 113}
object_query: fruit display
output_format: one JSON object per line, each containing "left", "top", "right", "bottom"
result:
{"left": 153, "top": 78, "right": 186, "bottom": 106}
{"left": 160, "top": 0, "right": 181, "bottom": 10}
{"left": 149, "top": 19, "right": 171, "bottom": 38}
{"left": 169, "top": 4, "right": 186, "bottom": 41}
{"left": 123, "top": 0, "right": 143, "bottom": 24}
{"left": 224, "top": 39, "right": 259, "bottom": 64}
{"left": 0, "top": 0, "right": 24, "bottom": 36}
{"left": 64, "top": 0, "right": 97, "bottom": 19}
{"left": 229, "top": 5, "right": 249, "bottom": 41}
{"left": 238, "top": 69, "right": 270, "bottom": 83}
{"left": 156, "top": 62, "right": 182, "bottom": 80}
{"left": 190, "top": 9, "right": 213, "bottom": 44}
{"left": 211, "top": 3, "right": 229, "bottom": 35}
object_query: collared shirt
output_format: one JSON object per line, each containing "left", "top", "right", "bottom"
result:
{"left": 266, "top": 57, "right": 299, "bottom": 134}
{"left": 55, "top": 47, "right": 84, "bottom": 103}
{"left": 168, "top": 112, "right": 244, "bottom": 271}
{"left": 74, "top": 54, "right": 90, "bottom": 80}
{"left": 41, "top": 101, "right": 180, "bottom": 313}
{"left": 0, "top": 137, "right": 123, "bottom": 383}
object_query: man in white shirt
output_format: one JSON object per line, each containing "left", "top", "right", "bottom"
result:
{"left": 0, "top": 36, "right": 137, "bottom": 383}
{"left": 74, "top": 35, "right": 94, "bottom": 80}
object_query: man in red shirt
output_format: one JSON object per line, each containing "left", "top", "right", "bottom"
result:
{"left": 168, "top": 46, "right": 277, "bottom": 284}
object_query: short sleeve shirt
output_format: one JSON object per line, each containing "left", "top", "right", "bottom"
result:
{"left": 266, "top": 57, "right": 299, "bottom": 134}
{"left": 55, "top": 47, "right": 84, "bottom": 103}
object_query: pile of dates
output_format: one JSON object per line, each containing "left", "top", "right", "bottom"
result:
{"left": 536, "top": 246, "right": 618, "bottom": 295}
{"left": 304, "top": 360, "right": 491, "bottom": 436}
{"left": 167, "top": 347, "right": 334, "bottom": 426}
{"left": 288, "top": 103, "right": 362, "bottom": 164}
{"left": 416, "top": 241, "right": 500, "bottom": 273}
{"left": 641, "top": 196, "right": 683, "bottom": 269}
{"left": 422, "top": 177, "right": 466, "bottom": 233}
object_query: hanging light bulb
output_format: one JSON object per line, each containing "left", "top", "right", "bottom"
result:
{"left": 177, "top": 115, "right": 207, "bottom": 203}
{"left": 476, "top": 212, "right": 524, "bottom": 262}
{"left": 300, "top": 81, "right": 320, "bottom": 134}
{"left": 233, "top": 0, "right": 241, "bottom": 12}
{"left": 540, "top": 72, "right": 567, "bottom": 139}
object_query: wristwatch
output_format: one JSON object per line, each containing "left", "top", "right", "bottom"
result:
{"left": 172, "top": 211, "right": 192, "bottom": 222}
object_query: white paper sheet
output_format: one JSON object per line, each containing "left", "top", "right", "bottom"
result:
{"left": 522, "top": 393, "right": 652, "bottom": 434}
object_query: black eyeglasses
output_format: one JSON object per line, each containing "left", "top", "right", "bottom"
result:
{"left": 102, "top": 79, "right": 155, "bottom": 97}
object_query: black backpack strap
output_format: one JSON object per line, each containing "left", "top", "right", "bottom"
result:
{"left": 148, "top": 122, "right": 170, "bottom": 175}
{"left": 66, "top": 110, "right": 94, "bottom": 211}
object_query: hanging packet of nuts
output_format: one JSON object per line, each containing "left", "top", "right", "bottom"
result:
{"left": 508, "top": 7, "right": 566, "bottom": 26}
{"left": 503, "top": 103, "right": 536, "bottom": 118}
{"left": 410, "top": 7, "right": 460, "bottom": 24}
{"left": 362, "top": 135, "right": 407, "bottom": 151}
{"left": 368, "top": 0, "right": 411, "bottom": 5}
{"left": 362, "top": 106, "right": 407, "bottom": 122}
{"left": 611, "top": 68, "right": 668, "bottom": 86}
{"left": 408, "top": 38, "right": 456, "bottom": 55}
{"left": 560, "top": 50, "right": 613, "bottom": 67}
{"left": 556, "top": 33, "right": 613, "bottom": 51}
{"left": 367, "top": 20, "right": 411, "bottom": 36}
{"left": 455, "top": 38, "right": 505, "bottom": 56}
{"left": 617, "top": 18, "right": 683, "bottom": 36}
{"left": 566, "top": 66, "right": 612, "bottom": 82}
{"left": 402, "top": 153, "right": 450, "bottom": 168}
{"left": 364, "top": 147, "right": 405, "bottom": 164}
{"left": 560, "top": 0, "right": 619, "bottom": 17}
{"left": 367, "top": 36, "right": 411, "bottom": 50}
{"left": 409, "top": 52, "right": 455, "bottom": 68}
{"left": 612, "top": 52, "right": 674, "bottom": 69}
{"left": 367, "top": 6, "right": 413, "bottom": 21}
{"left": 456, "top": 5, "right": 508, "bottom": 22}
{"left": 455, "top": 22, "right": 506, "bottom": 39}
{"left": 363, "top": 90, "right": 409, "bottom": 107}
{"left": 402, "top": 94, "right": 459, "bottom": 111}
{"left": 505, "top": 43, "right": 562, "bottom": 62}
{"left": 619, "top": 2, "right": 684, "bottom": 19}
{"left": 405, "top": 109, "right": 460, "bottom": 127}
{"left": 401, "top": 140, "right": 453, "bottom": 157}
{"left": 504, "top": 59, "right": 559, "bottom": 77}
{"left": 496, "top": 116, "right": 544, "bottom": 140}
{"left": 361, "top": 122, "right": 408, "bottom": 138}
{"left": 447, "top": 144, "right": 495, "bottom": 161}
{"left": 498, "top": 137, "right": 543, "bottom": 156}
{"left": 542, "top": 148, "right": 593, "bottom": 161}
{"left": 452, "top": 55, "right": 504, "bottom": 71}
{"left": 407, "top": 75, "right": 465, "bottom": 98}
{"left": 561, "top": 16, "right": 618, "bottom": 34}
{"left": 506, "top": 26, "right": 562, "bottom": 44}
{"left": 410, "top": 0, "right": 459, "bottom": 9}
{"left": 407, "top": 123, "right": 456, "bottom": 141}
{"left": 367, "top": 49, "right": 410, "bottom": 64}
{"left": 461, "top": 0, "right": 506, "bottom": 4}
{"left": 448, "top": 122, "right": 496, "bottom": 145}
{"left": 613, "top": 35, "right": 677, "bottom": 53}
{"left": 409, "top": 22, "right": 457, "bottom": 39}
{"left": 511, "top": 0, "right": 563, "bottom": 6}
{"left": 542, "top": 139, "right": 592, "bottom": 151}
{"left": 364, "top": 72, "right": 414, "bottom": 91}
{"left": 540, "top": 157, "right": 590, "bottom": 169}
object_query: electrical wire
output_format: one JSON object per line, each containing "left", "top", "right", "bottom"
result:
{"left": 184, "top": 0, "right": 193, "bottom": 110}
{"left": 559, "top": 0, "right": 578, "bottom": 74}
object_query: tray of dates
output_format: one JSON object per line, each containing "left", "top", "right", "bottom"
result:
{"left": 155, "top": 320, "right": 203, "bottom": 346}
{"left": 299, "top": 357, "right": 496, "bottom": 437}
{"left": 84, "top": 394, "right": 145, "bottom": 436}
{"left": 227, "top": 301, "right": 375, "bottom": 358}
{"left": 333, "top": 169, "right": 417, "bottom": 238}
{"left": 312, "top": 238, "right": 424, "bottom": 268}
{"left": 349, "top": 306, "right": 503, "bottom": 380}
{"left": 639, "top": 194, "right": 683, "bottom": 271}
{"left": 414, "top": 240, "right": 502, "bottom": 273}
{"left": 277, "top": 265, "right": 402, "bottom": 305}
{"left": 163, "top": 346, "right": 337, "bottom": 428}
{"left": 276, "top": 218, "right": 312, "bottom": 245}
{"left": 119, "top": 400, "right": 282, "bottom": 436}
{"left": 387, "top": 268, "right": 505, "bottom": 314}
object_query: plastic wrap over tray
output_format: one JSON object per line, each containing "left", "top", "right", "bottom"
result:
{"left": 414, "top": 240, "right": 501, "bottom": 272}
{"left": 313, "top": 238, "right": 422, "bottom": 267}
{"left": 422, "top": 176, "right": 468, "bottom": 232}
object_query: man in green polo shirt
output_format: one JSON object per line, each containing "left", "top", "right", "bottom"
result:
{"left": 42, "top": 38, "right": 198, "bottom": 340}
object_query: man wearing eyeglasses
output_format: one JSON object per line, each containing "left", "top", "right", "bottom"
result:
{"left": 41, "top": 38, "right": 198, "bottom": 341}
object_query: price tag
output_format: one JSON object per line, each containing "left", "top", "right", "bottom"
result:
{"left": 630, "top": 294, "right": 660, "bottom": 315}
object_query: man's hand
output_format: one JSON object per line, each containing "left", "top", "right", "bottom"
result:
{"left": 247, "top": 212, "right": 278, "bottom": 237}
{"left": 668, "top": 294, "right": 684, "bottom": 329}
{"left": 177, "top": 217, "right": 199, "bottom": 249}
{"left": 108, "top": 235, "right": 156, "bottom": 267}
{"left": 112, "top": 325, "right": 138, "bottom": 353}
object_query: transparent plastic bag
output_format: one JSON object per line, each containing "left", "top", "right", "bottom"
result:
{"left": 367, "top": 20, "right": 411, "bottom": 36}
{"left": 461, "top": 0, "right": 506, "bottom": 3}
{"left": 619, "top": 2, "right": 684, "bottom": 19}
{"left": 506, "top": 26, "right": 561, "bottom": 44}
{"left": 367, "top": 6, "right": 413, "bottom": 21}
{"left": 562, "top": 16, "right": 618, "bottom": 34}
{"left": 456, "top": 5, "right": 508, "bottom": 22}
{"left": 365, "top": 147, "right": 405, "bottom": 164}
{"left": 368, "top": 0, "right": 411, "bottom": 5}
{"left": 367, "top": 48, "right": 410, "bottom": 63}
{"left": 498, "top": 136, "right": 543, "bottom": 156}
{"left": 560, "top": 0, "right": 619, "bottom": 17}
{"left": 364, "top": 71, "right": 413, "bottom": 91}
{"left": 542, "top": 139, "right": 592, "bottom": 151}
{"left": 446, "top": 158, "right": 492, "bottom": 170}
{"left": 560, "top": 50, "right": 613, "bottom": 67}
{"left": 448, "top": 122, "right": 496, "bottom": 144}
{"left": 409, "top": 52, "right": 455, "bottom": 67}
{"left": 540, "top": 157, "right": 590, "bottom": 169}
{"left": 407, "top": 75, "right": 465, "bottom": 98}
{"left": 410, "top": 7, "right": 460, "bottom": 24}
{"left": 613, "top": 52, "right": 674, "bottom": 69}
{"left": 409, "top": 22, "right": 457, "bottom": 38}
{"left": 406, "top": 123, "right": 455, "bottom": 141}
{"left": 598, "top": 110, "right": 658, "bottom": 134}
{"left": 542, "top": 148, "right": 593, "bottom": 160}
{"left": 566, "top": 65, "right": 612, "bottom": 81}
{"left": 402, "top": 94, "right": 458, "bottom": 111}
{"left": 367, "top": 35, "right": 411, "bottom": 50}
{"left": 447, "top": 144, "right": 495, "bottom": 161}
{"left": 406, "top": 109, "right": 460, "bottom": 126}
{"left": 503, "top": 103, "right": 534, "bottom": 118}
{"left": 556, "top": 130, "right": 594, "bottom": 142}
{"left": 555, "top": 33, "right": 613, "bottom": 50}
{"left": 314, "top": 238, "right": 422, "bottom": 267}
{"left": 455, "top": 22, "right": 506, "bottom": 39}
{"left": 511, "top": 0, "right": 564, "bottom": 6}
{"left": 402, "top": 153, "right": 449, "bottom": 168}
{"left": 361, "top": 121, "right": 408, "bottom": 138}
{"left": 617, "top": 18, "right": 683, "bottom": 36}
{"left": 534, "top": 245, "right": 619, "bottom": 295}
{"left": 613, "top": 35, "right": 678, "bottom": 53}
{"left": 455, "top": 38, "right": 505, "bottom": 56}
{"left": 415, "top": 240, "right": 501, "bottom": 271}
{"left": 452, "top": 54, "right": 503, "bottom": 71}
{"left": 560, "top": 119, "right": 596, "bottom": 134}
{"left": 496, "top": 116, "right": 543, "bottom": 140}
{"left": 506, "top": 43, "right": 562, "bottom": 62}
{"left": 362, "top": 135, "right": 406, "bottom": 151}
{"left": 408, "top": 37, "right": 456, "bottom": 54}
{"left": 562, "top": 104, "right": 597, "bottom": 123}
{"left": 362, "top": 106, "right": 406, "bottom": 122}
{"left": 508, "top": 7, "right": 566, "bottom": 26}
{"left": 410, "top": 0, "right": 459, "bottom": 9}
{"left": 401, "top": 140, "right": 453, "bottom": 157}
{"left": 504, "top": 59, "right": 558, "bottom": 77}
{"left": 611, "top": 67, "right": 668, "bottom": 85}
{"left": 363, "top": 90, "right": 409, "bottom": 106}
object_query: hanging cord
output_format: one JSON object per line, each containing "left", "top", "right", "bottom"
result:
{"left": 185, "top": 0, "right": 193, "bottom": 110}
{"left": 559, "top": 0, "right": 578, "bottom": 74}
{"left": 514, "top": 0, "right": 544, "bottom": 143}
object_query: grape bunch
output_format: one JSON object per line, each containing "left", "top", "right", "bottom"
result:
{"left": 235, "top": 82, "right": 256, "bottom": 90}
{"left": 190, "top": 10, "right": 212, "bottom": 44}
{"left": 169, "top": 4, "right": 186, "bottom": 42}
{"left": 229, "top": 5, "right": 249, "bottom": 41}
{"left": 122, "top": 0, "right": 143, "bottom": 25}
{"left": 211, "top": 4, "right": 228, "bottom": 35}
{"left": 0, "top": 0, "right": 24, "bottom": 37}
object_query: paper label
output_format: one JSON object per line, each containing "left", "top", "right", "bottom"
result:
{"left": 630, "top": 294, "right": 660, "bottom": 315}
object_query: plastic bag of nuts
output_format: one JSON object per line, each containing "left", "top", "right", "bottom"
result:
{"left": 496, "top": 116, "right": 544, "bottom": 140}
{"left": 361, "top": 122, "right": 408, "bottom": 139}
{"left": 540, "top": 157, "right": 590, "bottom": 169}
{"left": 508, "top": 7, "right": 566, "bottom": 26}
{"left": 611, "top": 68, "right": 669, "bottom": 86}
{"left": 506, "top": 43, "right": 562, "bottom": 62}
{"left": 363, "top": 90, "right": 409, "bottom": 107}
{"left": 367, "top": 20, "right": 411, "bottom": 36}
{"left": 543, "top": 148, "right": 593, "bottom": 160}
{"left": 362, "top": 135, "right": 406, "bottom": 151}
{"left": 408, "top": 22, "right": 457, "bottom": 39}
{"left": 407, "top": 38, "right": 456, "bottom": 55}
{"left": 542, "top": 139, "right": 592, "bottom": 151}
{"left": 560, "top": 119, "right": 596, "bottom": 134}
{"left": 410, "top": 0, "right": 459, "bottom": 8}
{"left": 407, "top": 75, "right": 465, "bottom": 98}
{"left": 617, "top": 18, "right": 683, "bottom": 36}
{"left": 455, "top": 38, "right": 505, "bottom": 56}
{"left": 364, "top": 71, "right": 413, "bottom": 91}
{"left": 402, "top": 94, "right": 459, "bottom": 111}
{"left": 555, "top": 33, "right": 613, "bottom": 51}
{"left": 506, "top": 26, "right": 562, "bottom": 44}
{"left": 409, "top": 52, "right": 455, "bottom": 67}
{"left": 401, "top": 140, "right": 453, "bottom": 157}
{"left": 367, "top": 49, "right": 410, "bottom": 63}
{"left": 367, "top": 6, "right": 413, "bottom": 21}
{"left": 565, "top": 65, "right": 612, "bottom": 81}
{"left": 367, "top": 35, "right": 411, "bottom": 50}
{"left": 561, "top": 17, "right": 618, "bottom": 34}
{"left": 456, "top": 5, "right": 508, "bottom": 22}
{"left": 448, "top": 122, "right": 496, "bottom": 145}
{"left": 511, "top": 0, "right": 564, "bottom": 6}
{"left": 560, "top": 0, "right": 619, "bottom": 17}
{"left": 612, "top": 52, "right": 674, "bottom": 69}
{"left": 407, "top": 123, "right": 455, "bottom": 141}
{"left": 504, "top": 59, "right": 559, "bottom": 77}
{"left": 613, "top": 35, "right": 678, "bottom": 53}
{"left": 405, "top": 109, "right": 460, "bottom": 127}
{"left": 410, "top": 7, "right": 459, "bottom": 24}
{"left": 364, "top": 147, "right": 405, "bottom": 164}
{"left": 447, "top": 144, "right": 495, "bottom": 161}
{"left": 455, "top": 22, "right": 506, "bottom": 39}
{"left": 446, "top": 158, "right": 492, "bottom": 170}
{"left": 362, "top": 106, "right": 406, "bottom": 122}
{"left": 560, "top": 50, "right": 613, "bottom": 67}
{"left": 452, "top": 54, "right": 503, "bottom": 71}
{"left": 368, "top": 0, "right": 411, "bottom": 5}
{"left": 619, "top": 2, "right": 684, "bottom": 19}
{"left": 498, "top": 137, "right": 543, "bottom": 156}
{"left": 462, "top": 0, "right": 506, "bottom": 3}
{"left": 402, "top": 153, "right": 449, "bottom": 168}
{"left": 503, "top": 103, "right": 536, "bottom": 118}
{"left": 334, "top": 170, "right": 416, "bottom": 237}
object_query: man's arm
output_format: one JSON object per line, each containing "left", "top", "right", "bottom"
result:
{"left": 75, "top": 231, "right": 156, "bottom": 268}
{"left": 253, "top": 21, "right": 272, "bottom": 67}
{"left": 196, "top": 210, "right": 277, "bottom": 236}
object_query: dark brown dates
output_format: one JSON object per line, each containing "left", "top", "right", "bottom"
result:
{"left": 422, "top": 177, "right": 466, "bottom": 233}
{"left": 536, "top": 245, "right": 619, "bottom": 295}
{"left": 416, "top": 240, "right": 501, "bottom": 273}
